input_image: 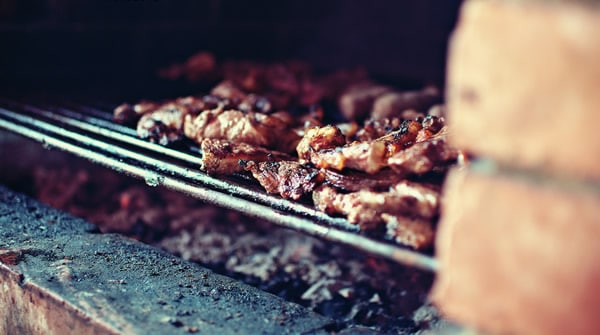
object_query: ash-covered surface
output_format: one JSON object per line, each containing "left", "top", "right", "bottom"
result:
{"left": 0, "top": 136, "right": 452, "bottom": 334}
{"left": 0, "top": 185, "right": 333, "bottom": 335}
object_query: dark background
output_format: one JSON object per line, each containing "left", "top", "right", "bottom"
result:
{"left": 0, "top": 0, "right": 462, "bottom": 98}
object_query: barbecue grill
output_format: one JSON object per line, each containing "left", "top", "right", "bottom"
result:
{"left": 0, "top": 96, "right": 438, "bottom": 271}
{"left": 0, "top": 1, "right": 464, "bottom": 333}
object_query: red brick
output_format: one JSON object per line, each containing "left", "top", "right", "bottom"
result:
{"left": 432, "top": 166, "right": 600, "bottom": 335}
{"left": 446, "top": 0, "right": 600, "bottom": 179}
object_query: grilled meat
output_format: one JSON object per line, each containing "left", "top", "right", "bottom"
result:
{"left": 115, "top": 95, "right": 226, "bottom": 144}
{"left": 297, "top": 125, "right": 347, "bottom": 162}
{"left": 115, "top": 95, "right": 227, "bottom": 126}
{"left": 157, "top": 51, "right": 218, "bottom": 82}
{"left": 114, "top": 56, "right": 460, "bottom": 248}
{"left": 388, "top": 127, "right": 458, "bottom": 175}
{"left": 355, "top": 117, "right": 405, "bottom": 142}
{"left": 200, "top": 138, "right": 292, "bottom": 175}
{"left": 184, "top": 107, "right": 300, "bottom": 153}
{"left": 211, "top": 80, "right": 249, "bottom": 102}
{"left": 136, "top": 102, "right": 190, "bottom": 145}
{"left": 211, "top": 80, "right": 275, "bottom": 114}
{"left": 313, "top": 182, "right": 440, "bottom": 226}
{"left": 130, "top": 95, "right": 240, "bottom": 145}
{"left": 321, "top": 168, "right": 409, "bottom": 192}
{"left": 116, "top": 91, "right": 305, "bottom": 149}
{"left": 313, "top": 181, "right": 440, "bottom": 248}
{"left": 160, "top": 53, "right": 372, "bottom": 110}
{"left": 312, "top": 182, "right": 439, "bottom": 249}
{"left": 338, "top": 83, "right": 441, "bottom": 121}
{"left": 219, "top": 60, "right": 313, "bottom": 109}
{"left": 297, "top": 120, "right": 422, "bottom": 174}
{"left": 313, "top": 140, "right": 388, "bottom": 174}
{"left": 416, "top": 115, "right": 445, "bottom": 141}
{"left": 297, "top": 115, "right": 451, "bottom": 175}
{"left": 382, "top": 214, "right": 434, "bottom": 250}
{"left": 114, "top": 100, "right": 161, "bottom": 125}
{"left": 338, "top": 82, "right": 393, "bottom": 121}
{"left": 371, "top": 86, "right": 441, "bottom": 120}
{"left": 242, "top": 160, "right": 324, "bottom": 200}
{"left": 294, "top": 106, "right": 325, "bottom": 137}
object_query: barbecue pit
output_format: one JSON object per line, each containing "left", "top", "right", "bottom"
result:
{"left": 0, "top": 1, "right": 465, "bottom": 334}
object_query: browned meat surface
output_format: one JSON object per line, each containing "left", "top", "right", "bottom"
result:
{"left": 158, "top": 51, "right": 218, "bottom": 82}
{"left": 116, "top": 95, "right": 223, "bottom": 144}
{"left": 388, "top": 128, "right": 458, "bottom": 175}
{"left": 321, "top": 169, "right": 409, "bottom": 192}
{"left": 338, "top": 82, "right": 392, "bottom": 121}
{"left": 313, "top": 182, "right": 439, "bottom": 225}
{"left": 382, "top": 214, "right": 434, "bottom": 250}
{"left": 371, "top": 86, "right": 441, "bottom": 120}
{"left": 312, "top": 141, "right": 387, "bottom": 174}
{"left": 242, "top": 160, "right": 324, "bottom": 200}
{"left": 116, "top": 93, "right": 296, "bottom": 148}
{"left": 338, "top": 83, "right": 441, "bottom": 121}
{"left": 297, "top": 120, "right": 423, "bottom": 174}
{"left": 114, "top": 100, "right": 161, "bottom": 125}
{"left": 297, "top": 125, "right": 347, "bottom": 164}
{"left": 201, "top": 138, "right": 292, "bottom": 175}
{"left": 312, "top": 182, "right": 439, "bottom": 249}
{"left": 415, "top": 115, "right": 445, "bottom": 142}
{"left": 219, "top": 60, "right": 320, "bottom": 109}
{"left": 295, "top": 106, "right": 325, "bottom": 132}
{"left": 211, "top": 80, "right": 275, "bottom": 114}
{"left": 136, "top": 103, "right": 190, "bottom": 145}
{"left": 184, "top": 107, "right": 299, "bottom": 153}
{"left": 355, "top": 117, "right": 405, "bottom": 142}
{"left": 159, "top": 52, "right": 371, "bottom": 109}
{"left": 114, "top": 94, "right": 234, "bottom": 126}
{"left": 210, "top": 80, "right": 248, "bottom": 102}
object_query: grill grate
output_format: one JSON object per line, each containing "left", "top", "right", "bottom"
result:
{"left": 0, "top": 96, "right": 438, "bottom": 272}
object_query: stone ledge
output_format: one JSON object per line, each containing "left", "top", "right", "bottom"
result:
{"left": 0, "top": 185, "right": 333, "bottom": 335}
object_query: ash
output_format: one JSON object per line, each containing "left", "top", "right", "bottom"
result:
{"left": 19, "top": 160, "right": 445, "bottom": 334}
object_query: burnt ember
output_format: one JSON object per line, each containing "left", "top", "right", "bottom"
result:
{"left": 16, "top": 157, "right": 445, "bottom": 334}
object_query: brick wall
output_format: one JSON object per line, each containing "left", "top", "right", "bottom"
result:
{"left": 432, "top": 1, "right": 600, "bottom": 334}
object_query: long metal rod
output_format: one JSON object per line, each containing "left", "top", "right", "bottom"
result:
{"left": 0, "top": 102, "right": 439, "bottom": 272}
{"left": 0, "top": 114, "right": 438, "bottom": 272}
{"left": 0, "top": 106, "right": 357, "bottom": 232}
{"left": 0, "top": 98, "right": 203, "bottom": 165}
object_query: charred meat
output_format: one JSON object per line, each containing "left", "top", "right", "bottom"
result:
{"left": 114, "top": 100, "right": 161, "bottom": 126}
{"left": 321, "top": 168, "right": 410, "bottom": 192}
{"left": 312, "top": 182, "right": 439, "bottom": 249}
{"left": 297, "top": 120, "right": 423, "bottom": 174}
{"left": 338, "top": 84, "right": 441, "bottom": 121}
{"left": 184, "top": 107, "right": 299, "bottom": 153}
{"left": 242, "top": 160, "right": 324, "bottom": 200}
{"left": 313, "top": 182, "right": 440, "bottom": 225}
{"left": 136, "top": 103, "right": 190, "bottom": 145}
{"left": 200, "top": 138, "right": 292, "bottom": 175}
{"left": 388, "top": 127, "right": 458, "bottom": 175}
{"left": 114, "top": 56, "right": 458, "bottom": 248}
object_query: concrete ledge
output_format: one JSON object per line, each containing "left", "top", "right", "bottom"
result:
{"left": 432, "top": 166, "right": 600, "bottom": 335}
{"left": 0, "top": 185, "right": 333, "bottom": 335}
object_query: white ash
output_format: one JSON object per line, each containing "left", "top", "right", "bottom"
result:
{"left": 22, "top": 161, "right": 444, "bottom": 333}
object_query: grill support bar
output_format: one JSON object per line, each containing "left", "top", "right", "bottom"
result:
{"left": 0, "top": 100, "right": 439, "bottom": 272}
